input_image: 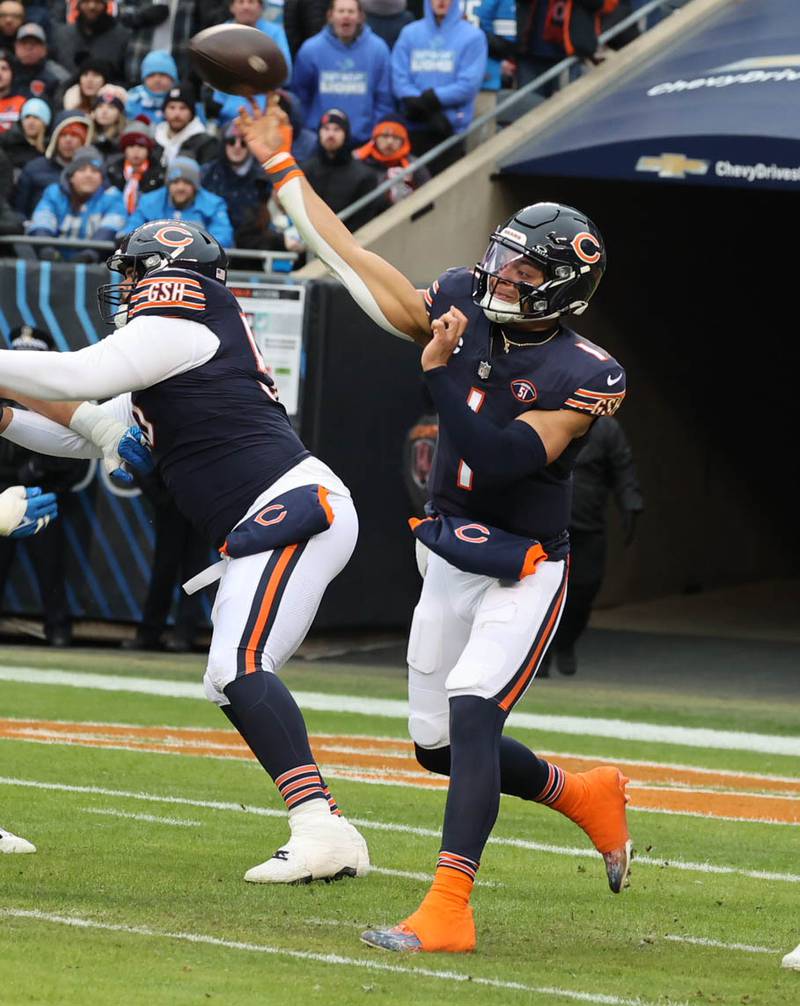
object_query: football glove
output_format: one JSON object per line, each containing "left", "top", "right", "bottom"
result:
{"left": 1, "top": 486, "right": 58, "bottom": 539}
{"left": 69, "top": 403, "right": 153, "bottom": 485}
{"left": 111, "top": 426, "right": 155, "bottom": 485}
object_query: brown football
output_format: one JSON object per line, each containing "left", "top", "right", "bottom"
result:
{"left": 188, "top": 24, "right": 288, "bottom": 96}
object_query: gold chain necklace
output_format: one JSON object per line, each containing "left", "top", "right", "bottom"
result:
{"left": 500, "top": 327, "right": 560, "bottom": 353}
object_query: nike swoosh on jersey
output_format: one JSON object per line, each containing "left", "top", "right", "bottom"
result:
{"left": 607, "top": 373, "right": 624, "bottom": 386}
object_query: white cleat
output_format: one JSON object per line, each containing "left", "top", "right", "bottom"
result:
{"left": 782, "top": 942, "right": 800, "bottom": 970}
{"left": 245, "top": 807, "right": 369, "bottom": 885}
{"left": 0, "top": 827, "right": 36, "bottom": 854}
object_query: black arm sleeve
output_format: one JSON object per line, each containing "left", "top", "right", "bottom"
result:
{"left": 425, "top": 366, "right": 548, "bottom": 485}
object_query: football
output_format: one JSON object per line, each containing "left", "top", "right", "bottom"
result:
{"left": 188, "top": 24, "right": 288, "bottom": 97}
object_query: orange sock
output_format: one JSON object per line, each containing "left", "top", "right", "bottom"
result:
{"left": 402, "top": 865, "right": 477, "bottom": 953}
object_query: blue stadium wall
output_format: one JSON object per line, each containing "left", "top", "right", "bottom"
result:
{"left": 0, "top": 262, "right": 423, "bottom": 630}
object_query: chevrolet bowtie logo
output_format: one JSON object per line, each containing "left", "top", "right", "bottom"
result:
{"left": 636, "top": 153, "right": 710, "bottom": 179}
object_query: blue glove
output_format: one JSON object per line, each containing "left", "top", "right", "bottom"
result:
{"left": 110, "top": 426, "right": 155, "bottom": 485}
{"left": 10, "top": 487, "right": 58, "bottom": 539}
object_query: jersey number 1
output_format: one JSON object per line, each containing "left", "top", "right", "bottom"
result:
{"left": 456, "top": 387, "right": 485, "bottom": 491}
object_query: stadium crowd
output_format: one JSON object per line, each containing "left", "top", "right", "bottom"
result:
{"left": 0, "top": 0, "right": 662, "bottom": 263}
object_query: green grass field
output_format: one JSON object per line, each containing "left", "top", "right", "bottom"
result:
{"left": 1, "top": 645, "right": 798, "bottom": 1005}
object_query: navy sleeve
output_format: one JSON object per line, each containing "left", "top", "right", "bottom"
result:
{"left": 424, "top": 366, "right": 548, "bottom": 485}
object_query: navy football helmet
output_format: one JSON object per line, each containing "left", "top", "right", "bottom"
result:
{"left": 473, "top": 203, "right": 606, "bottom": 325}
{"left": 98, "top": 220, "right": 228, "bottom": 326}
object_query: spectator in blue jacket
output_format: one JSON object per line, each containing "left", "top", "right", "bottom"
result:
{"left": 128, "top": 155, "right": 234, "bottom": 247}
{"left": 392, "top": 0, "right": 487, "bottom": 169}
{"left": 14, "top": 110, "right": 91, "bottom": 219}
{"left": 28, "top": 145, "right": 126, "bottom": 261}
{"left": 290, "top": 0, "right": 394, "bottom": 148}
{"left": 125, "top": 50, "right": 178, "bottom": 125}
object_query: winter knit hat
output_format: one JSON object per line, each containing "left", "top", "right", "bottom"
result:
{"left": 319, "top": 108, "right": 350, "bottom": 137}
{"left": 20, "top": 97, "right": 52, "bottom": 128}
{"left": 63, "top": 144, "right": 104, "bottom": 179}
{"left": 76, "top": 55, "right": 113, "bottom": 81}
{"left": 120, "top": 117, "right": 154, "bottom": 150}
{"left": 164, "top": 84, "right": 196, "bottom": 115}
{"left": 95, "top": 89, "right": 126, "bottom": 114}
{"left": 140, "top": 50, "right": 178, "bottom": 82}
{"left": 167, "top": 155, "right": 200, "bottom": 188}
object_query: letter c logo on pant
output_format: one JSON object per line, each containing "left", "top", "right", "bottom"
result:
{"left": 255, "top": 504, "right": 287, "bottom": 527}
{"left": 454, "top": 523, "right": 490, "bottom": 544}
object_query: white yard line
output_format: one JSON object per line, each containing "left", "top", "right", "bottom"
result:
{"left": 80, "top": 807, "right": 202, "bottom": 827}
{"left": 664, "top": 935, "right": 778, "bottom": 955}
{"left": 2, "top": 665, "right": 799, "bottom": 756}
{"left": 2, "top": 775, "right": 799, "bottom": 886}
{"left": 0, "top": 908, "right": 665, "bottom": 1006}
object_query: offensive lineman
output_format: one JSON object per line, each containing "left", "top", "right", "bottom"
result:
{"left": 0, "top": 483, "right": 58, "bottom": 855}
{"left": 236, "top": 99, "right": 632, "bottom": 953}
{"left": 0, "top": 221, "right": 369, "bottom": 885}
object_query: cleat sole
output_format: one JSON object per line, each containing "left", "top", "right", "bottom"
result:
{"left": 604, "top": 838, "right": 633, "bottom": 894}
{"left": 361, "top": 927, "right": 422, "bottom": 953}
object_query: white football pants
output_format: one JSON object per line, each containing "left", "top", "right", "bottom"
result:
{"left": 203, "top": 490, "right": 358, "bottom": 705}
{"left": 407, "top": 550, "right": 568, "bottom": 749}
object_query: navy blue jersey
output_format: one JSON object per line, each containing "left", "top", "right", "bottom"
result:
{"left": 129, "top": 268, "right": 309, "bottom": 546}
{"left": 423, "top": 268, "right": 626, "bottom": 543}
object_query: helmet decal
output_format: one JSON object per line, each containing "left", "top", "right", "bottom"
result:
{"left": 500, "top": 226, "right": 527, "bottom": 246}
{"left": 570, "top": 231, "right": 602, "bottom": 264}
{"left": 153, "top": 225, "right": 195, "bottom": 249}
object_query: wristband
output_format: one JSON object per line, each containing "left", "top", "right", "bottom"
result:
{"left": 262, "top": 152, "right": 303, "bottom": 193}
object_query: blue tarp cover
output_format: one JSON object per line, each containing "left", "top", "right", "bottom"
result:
{"left": 500, "top": 0, "right": 800, "bottom": 190}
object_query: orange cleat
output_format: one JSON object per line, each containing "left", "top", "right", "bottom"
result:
{"left": 361, "top": 867, "right": 477, "bottom": 953}
{"left": 551, "top": 766, "right": 632, "bottom": 893}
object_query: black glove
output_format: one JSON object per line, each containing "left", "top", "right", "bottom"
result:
{"left": 419, "top": 88, "right": 442, "bottom": 113}
{"left": 620, "top": 509, "right": 639, "bottom": 546}
{"left": 121, "top": 4, "right": 170, "bottom": 29}
{"left": 402, "top": 96, "right": 427, "bottom": 121}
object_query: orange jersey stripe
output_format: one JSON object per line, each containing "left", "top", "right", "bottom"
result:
{"left": 574, "top": 388, "right": 626, "bottom": 399}
{"left": 130, "top": 301, "right": 205, "bottom": 313}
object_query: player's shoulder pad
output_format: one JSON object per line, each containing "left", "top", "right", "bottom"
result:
{"left": 128, "top": 268, "right": 209, "bottom": 321}
{"left": 421, "top": 267, "right": 472, "bottom": 318}
{"left": 562, "top": 331, "right": 626, "bottom": 418}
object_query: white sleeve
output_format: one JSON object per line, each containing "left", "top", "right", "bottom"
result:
{"left": 2, "top": 394, "right": 134, "bottom": 459}
{"left": 274, "top": 170, "right": 413, "bottom": 342}
{"left": 0, "top": 316, "right": 220, "bottom": 401}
